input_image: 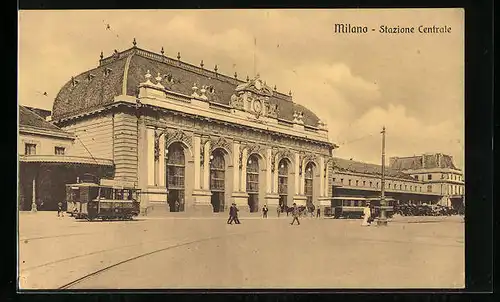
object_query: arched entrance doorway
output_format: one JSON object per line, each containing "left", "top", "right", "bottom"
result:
{"left": 166, "top": 143, "right": 185, "bottom": 212}
{"left": 210, "top": 149, "right": 226, "bottom": 212}
{"left": 305, "top": 162, "right": 315, "bottom": 209}
{"left": 246, "top": 154, "right": 260, "bottom": 212}
{"left": 278, "top": 158, "right": 290, "bottom": 211}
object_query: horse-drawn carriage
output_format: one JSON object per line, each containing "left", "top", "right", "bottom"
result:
{"left": 65, "top": 178, "right": 141, "bottom": 221}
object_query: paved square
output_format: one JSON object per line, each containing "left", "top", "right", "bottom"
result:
{"left": 18, "top": 212, "right": 464, "bottom": 289}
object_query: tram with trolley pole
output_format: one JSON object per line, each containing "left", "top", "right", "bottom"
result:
{"left": 65, "top": 175, "right": 141, "bottom": 221}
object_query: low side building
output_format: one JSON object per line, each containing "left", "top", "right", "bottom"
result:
{"left": 331, "top": 157, "right": 442, "bottom": 205}
{"left": 18, "top": 106, "right": 114, "bottom": 211}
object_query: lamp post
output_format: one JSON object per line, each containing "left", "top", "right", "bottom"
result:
{"left": 377, "top": 126, "right": 388, "bottom": 226}
{"left": 31, "top": 174, "right": 37, "bottom": 213}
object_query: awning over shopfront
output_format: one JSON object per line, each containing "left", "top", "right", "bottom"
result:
{"left": 19, "top": 155, "right": 114, "bottom": 166}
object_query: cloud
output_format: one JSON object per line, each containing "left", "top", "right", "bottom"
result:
{"left": 334, "top": 104, "right": 464, "bottom": 169}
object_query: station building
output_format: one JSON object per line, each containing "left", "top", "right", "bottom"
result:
{"left": 50, "top": 44, "right": 336, "bottom": 215}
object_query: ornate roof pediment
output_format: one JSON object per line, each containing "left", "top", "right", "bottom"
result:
{"left": 235, "top": 75, "right": 273, "bottom": 97}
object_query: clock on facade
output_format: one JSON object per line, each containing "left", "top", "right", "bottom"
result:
{"left": 253, "top": 99, "right": 263, "bottom": 113}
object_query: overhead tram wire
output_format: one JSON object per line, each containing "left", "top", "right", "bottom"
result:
{"left": 75, "top": 134, "right": 100, "bottom": 166}
{"left": 336, "top": 132, "right": 377, "bottom": 147}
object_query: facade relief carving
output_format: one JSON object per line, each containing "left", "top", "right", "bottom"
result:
{"left": 146, "top": 106, "right": 331, "bottom": 158}
{"left": 230, "top": 76, "right": 279, "bottom": 119}
{"left": 165, "top": 129, "right": 193, "bottom": 153}
{"left": 210, "top": 136, "right": 233, "bottom": 156}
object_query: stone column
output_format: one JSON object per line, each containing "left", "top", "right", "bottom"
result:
{"left": 192, "top": 138, "right": 212, "bottom": 215}
{"left": 319, "top": 157, "right": 325, "bottom": 197}
{"left": 273, "top": 158, "right": 279, "bottom": 194}
{"left": 293, "top": 152, "right": 307, "bottom": 206}
{"left": 158, "top": 134, "right": 165, "bottom": 187}
{"left": 147, "top": 128, "right": 155, "bottom": 187}
{"left": 318, "top": 157, "right": 332, "bottom": 215}
{"left": 233, "top": 142, "right": 240, "bottom": 191}
{"left": 232, "top": 144, "right": 249, "bottom": 212}
{"left": 193, "top": 135, "right": 201, "bottom": 190}
{"left": 240, "top": 148, "right": 248, "bottom": 191}
{"left": 265, "top": 148, "right": 272, "bottom": 194}
{"left": 203, "top": 140, "right": 211, "bottom": 190}
{"left": 137, "top": 118, "right": 150, "bottom": 214}
{"left": 294, "top": 153, "right": 300, "bottom": 195}
{"left": 265, "top": 148, "right": 279, "bottom": 214}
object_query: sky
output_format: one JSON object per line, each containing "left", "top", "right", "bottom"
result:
{"left": 18, "top": 9, "right": 464, "bottom": 170}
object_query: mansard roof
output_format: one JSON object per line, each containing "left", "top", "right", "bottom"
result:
{"left": 333, "top": 157, "right": 417, "bottom": 180}
{"left": 52, "top": 47, "right": 321, "bottom": 127}
{"left": 19, "top": 105, "right": 71, "bottom": 137}
{"left": 389, "top": 153, "right": 458, "bottom": 170}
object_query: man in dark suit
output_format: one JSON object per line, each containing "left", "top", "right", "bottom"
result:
{"left": 227, "top": 203, "right": 241, "bottom": 224}
{"left": 290, "top": 203, "right": 300, "bottom": 225}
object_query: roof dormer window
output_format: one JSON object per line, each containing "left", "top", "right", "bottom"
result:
{"left": 104, "top": 67, "right": 113, "bottom": 76}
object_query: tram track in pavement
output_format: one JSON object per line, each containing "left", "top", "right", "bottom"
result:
{"left": 53, "top": 229, "right": 268, "bottom": 290}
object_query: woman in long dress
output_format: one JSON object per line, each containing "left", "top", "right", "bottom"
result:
{"left": 362, "top": 203, "right": 371, "bottom": 226}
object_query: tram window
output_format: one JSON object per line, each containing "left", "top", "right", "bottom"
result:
{"left": 100, "top": 188, "right": 113, "bottom": 199}
{"left": 115, "top": 190, "right": 123, "bottom": 200}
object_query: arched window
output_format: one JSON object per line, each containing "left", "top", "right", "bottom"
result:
{"left": 210, "top": 149, "right": 225, "bottom": 212}
{"left": 166, "top": 143, "right": 185, "bottom": 212}
{"left": 305, "top": 162, "right": 314, "bottom": 208}
{"left": 278, "top": 159, "right": 289, "bottom": 208}
{"left": 246, "top": 155, "right": 259, "bottom": 212}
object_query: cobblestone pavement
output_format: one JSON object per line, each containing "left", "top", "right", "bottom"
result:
{"left": 18, "top": 212, "right": 464, "bottom": 289}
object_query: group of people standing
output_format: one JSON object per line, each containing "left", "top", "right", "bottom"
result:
{"left": 227, "top": 203, "right": 322, "bottom": 226}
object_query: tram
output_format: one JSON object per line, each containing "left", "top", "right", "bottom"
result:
{"left": 330, "top": 197, "right": 367, "bottom": 219}
{"left": 65, "top": 178, "right": 141, "bottom": 221}
{"left": 328, "top": 196, "right": 396, "bottom": 219}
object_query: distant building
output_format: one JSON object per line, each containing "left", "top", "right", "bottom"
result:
{"left": 331, "top": 157, "right": 443, "bottom": 205}
{"left": 389, "top": 153, "right": 465, "bottom": 209}
{"left": 18, "top": 106, "right": 113, "bottom": 211}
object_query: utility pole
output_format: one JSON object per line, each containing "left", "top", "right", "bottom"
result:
{"left": 377, "top": 126, "right": 388, "bottom": 226}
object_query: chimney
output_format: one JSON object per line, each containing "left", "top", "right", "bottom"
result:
{"left": 437, "top": 153, "right": 442, "bottom": 167}
{"left": 389, "top": 157, "right": 398, "bottom": 168}
{"left": 421, "top": 154, "right": 425, "bottom": 169}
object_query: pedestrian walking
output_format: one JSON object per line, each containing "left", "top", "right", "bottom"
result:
{"left": 277, "top": 205, "right": 281, "bottom": 217}
{"left": 57, "top": 201, "right": 64, "bottom": 217}
{"left": 316, "top": 207, "right": 321, "bottom": 218}
{"left": 290, "top": 203, "right": 300, "bottom": 225}
{"left": 262, "top": 204, "right": 268, "bottom": 218}
{"left": 227, "top": 203, "right": 236, "bottom": 224}
{"left": 233, "top": 203, "right": 241, "bottom": 224}
{"left": 175, "top": 200, "right": 180, "bottom": 212}
{"left": 362, "top": 202, "right": 371, "bottom": 226}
